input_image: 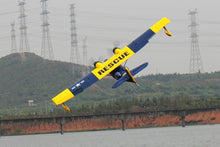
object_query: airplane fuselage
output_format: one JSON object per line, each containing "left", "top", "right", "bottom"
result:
{"left": 52, "top": 17, "right": 171, "bottom": 110}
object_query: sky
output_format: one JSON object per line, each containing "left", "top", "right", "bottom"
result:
{"left": 0, "top": 0, "right": 220, "bottom": 75}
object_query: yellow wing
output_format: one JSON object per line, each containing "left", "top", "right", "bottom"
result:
{"left": 51, "top": 17, "right": 171, "bottom": 109}
{"left": 92, "top": 17, "right": 171, "bottom": 80}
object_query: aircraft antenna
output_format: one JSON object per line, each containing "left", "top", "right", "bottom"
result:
{"left": 70, "top": 4, "right": 81, "bottom": 64}
{"left": 11, "top": 22, "right": 18, "bottom": 53}
{"left": 41, "top": 0, "right": 54, "bottom": 60}
{"left": 188, "top": 9, "right": 204, "bottom": 73}
{"left": 18, "top": 0, "right": 30, "bottom": 52}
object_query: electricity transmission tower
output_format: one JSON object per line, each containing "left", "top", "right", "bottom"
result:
{"left": 41, "top": 0, "right": 54, "bottom": 60}
{"left": 82, "top": 36, "right": 87, "bottom": 66}
{"left": 82, "top": 36, "right": 88, "bottom": 76}
{"left": 18, "top": 0, "right": 30, "bottom": 52}
{"left": 70, "top": 4, "right": 81, "bottom": 64}
{"left": 189, "top": 9, "right": 204, "bottom": 73}
{"left": 11, "top": 22, "right": 17, "bottom": 53}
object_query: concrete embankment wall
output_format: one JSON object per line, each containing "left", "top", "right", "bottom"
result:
{"left": 1, "top": 111, "right": 220, "bottom": 135}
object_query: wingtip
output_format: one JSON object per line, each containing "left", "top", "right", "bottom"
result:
{"left": 52, "top": 89, "right": 74, "bottom": 105}
{"left": 150, "top": 17, "right": 171, "bottom": 34}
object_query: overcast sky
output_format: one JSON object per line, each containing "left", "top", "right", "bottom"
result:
{"left": 0, "top": 0, "right": 219, "bottom": 75}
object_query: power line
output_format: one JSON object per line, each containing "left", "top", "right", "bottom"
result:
{"left": 0, "top": 7, "right": 39, "bottom": 16}
{"left": 0, "top": 10, "right": 19, "bottom": 16}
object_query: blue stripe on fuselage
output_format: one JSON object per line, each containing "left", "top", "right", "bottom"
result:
{"left": 128, "top": 29, "right": 155, "bottom": 53}
{"left": 68, "top": 73, "right": 99, "bottom": 96}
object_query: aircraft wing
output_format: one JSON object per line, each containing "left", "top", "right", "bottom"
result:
{"left": 52, "top": 17, "right": 171, "bottom": 106}
{"left": 91, "top": 17, "right": 170, "bottom": 80}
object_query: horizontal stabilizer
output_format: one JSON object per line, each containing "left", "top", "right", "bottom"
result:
{"left": 130, "top": 62, "right": 149, "bottom": 76}
{"left": 112, "top": 62, "right": 148, "bottom": 88}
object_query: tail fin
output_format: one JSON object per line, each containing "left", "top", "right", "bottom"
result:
{"left": 125, "top": 67, "right": 136, "bottom": 83}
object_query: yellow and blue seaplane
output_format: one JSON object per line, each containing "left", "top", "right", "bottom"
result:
{"left": 52, "top": 17, "right": 172, "bottom": 111}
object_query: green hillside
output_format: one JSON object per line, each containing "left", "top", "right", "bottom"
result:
{"left": 0, "top": 53, "right": 82, "bottom": 108}
{"left": 0, "top": 53, "right": 220, "bottom": 115}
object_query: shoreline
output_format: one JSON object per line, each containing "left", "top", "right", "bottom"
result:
{"left": 1, "top": 110, "right": 220, "bottom": 136}
{"left": 1, "top": 123, "right": 220, "bottom": 137}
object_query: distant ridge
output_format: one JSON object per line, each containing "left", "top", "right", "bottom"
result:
{"left": 0, "top": 53, "right": 78, "bottom": 108}
{"left": 0, "top": 53, "right": 220, "bottom": 111}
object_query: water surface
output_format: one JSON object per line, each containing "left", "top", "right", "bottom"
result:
{"left": 1, "top": 124, "right": 219, "bottom": 147}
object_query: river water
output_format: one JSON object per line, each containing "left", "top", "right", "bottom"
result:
{"left": 1, "top": 124, "right": 220, "bottom": 147}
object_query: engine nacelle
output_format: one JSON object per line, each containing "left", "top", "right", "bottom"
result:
{"left": 113, "top": 47, "right": 122, "bottom": 54}
{"left": 94, "top": 61, "right": 102, "bottom": 68}
{"left": 110, "top": 65, "right": 126, "bottom": 80}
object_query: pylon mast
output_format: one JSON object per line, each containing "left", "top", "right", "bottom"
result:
{"left": 70, "top": 4, "right": 80, "bottom": 64}
{"left": 82, "top": 36, "right": 87, "bottom": 66}
{"left": 189, "top": 9, "right": 204, "bottom": 73}
{"left": 41, "top": 0, "right": 54, "bottom": 60}
{"left": 11, "top": 22, "right": 17, "bottom": 53}
{"left": 18, "top": 0, "right": 30, "bottom": 52}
